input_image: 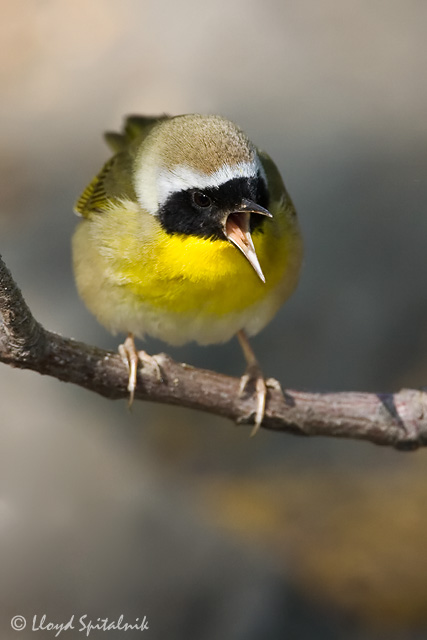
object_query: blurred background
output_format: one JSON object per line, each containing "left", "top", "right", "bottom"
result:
{"left": 1, "top": 1, "right": 427, "bottom": 638}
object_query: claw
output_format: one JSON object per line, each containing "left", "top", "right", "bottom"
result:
{"left": 118, "top": 333, "right": 163, "bottom": 406}
{"left": 119, "top": 334, "right": 139, "bottom": 406}
{"left": 239, "top": 363, "right": 267, "bottom": 436}
{"left": 237, "top": 330, "right": 268, "bottom": 436}
{"left": 137, "top": 350, "right": 164, "bottom": 383}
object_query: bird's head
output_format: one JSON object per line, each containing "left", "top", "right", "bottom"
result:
{"left": 133, "top": 114, "right": 272, "bottom": 282}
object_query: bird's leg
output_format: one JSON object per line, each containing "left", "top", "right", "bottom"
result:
{"left": 118, "top": 333, "right": 139, "bottom": 406}
{"left": 237, "top": 329, "right": 267, "bottom": 436}
{"left": 118, "top": 333, "right": 163, "bottom": 406}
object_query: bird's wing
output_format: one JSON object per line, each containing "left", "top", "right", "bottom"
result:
{"left": 74, "top": 114, "right": 171, "bottom": 217}
{"left": 257, "top": 149, "right": 286, "bottom": 201}
{"left": 104, "top": 114, "right": 170, "bottom": 152}
{"left": 258, "top": 148, "right": 296, "bottom": 217}
{"left": 73, "top": 151, "right": 136, "bottom": 217}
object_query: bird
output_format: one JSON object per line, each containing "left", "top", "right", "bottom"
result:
{"left": 72, "top": 113, "right": 303, "bottom": 434}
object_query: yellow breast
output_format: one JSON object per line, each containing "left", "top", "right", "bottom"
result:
{"left": 73, "top": 199, "right": 302, "bottom": 345}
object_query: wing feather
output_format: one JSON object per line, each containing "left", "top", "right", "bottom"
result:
{"left": 75, "top": 114, "right": 171, "bottom": 217}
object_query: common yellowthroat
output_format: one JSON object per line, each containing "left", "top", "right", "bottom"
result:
{"left": 73, "top": 114, "right": 302, "bottom": 433}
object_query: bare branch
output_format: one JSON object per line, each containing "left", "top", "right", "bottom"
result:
{"left": 1, "top": 253, "right": 427, "bottom": 449}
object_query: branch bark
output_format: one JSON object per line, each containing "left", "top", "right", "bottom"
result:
{"left": 1, "top": 253, "right": 427, "bottom": 450}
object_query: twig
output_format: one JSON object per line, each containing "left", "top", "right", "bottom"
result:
{"left": 1, "top": 253, "right": 426, "bottom": 449}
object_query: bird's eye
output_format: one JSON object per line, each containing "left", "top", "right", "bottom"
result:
{"left": 192, "top": 191, "right": 211, "bottom": 208}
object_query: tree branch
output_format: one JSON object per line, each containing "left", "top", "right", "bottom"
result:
{"left": 1, "top": 253, "right": 427, "bottom": 450}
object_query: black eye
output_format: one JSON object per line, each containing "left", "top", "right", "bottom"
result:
{"left": 192, "top": 191, "right": 212, "bottom": 208}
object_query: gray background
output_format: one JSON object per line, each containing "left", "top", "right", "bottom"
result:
{"left": 1, "top": 1, "right": 427, "bottom": 638}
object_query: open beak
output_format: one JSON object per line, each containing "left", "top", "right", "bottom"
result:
{"left": 224, "top": 199, "right": 272, "bottom": 283}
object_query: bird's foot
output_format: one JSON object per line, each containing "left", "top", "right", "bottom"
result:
{"left": 239, "top": 363, "right": 268, "bottom": 437}
{"left": 138, "top": 350, "right": 164, "bottom": 384}
{"left": 118, "top": 334, "right": 163, "bottom": 406}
